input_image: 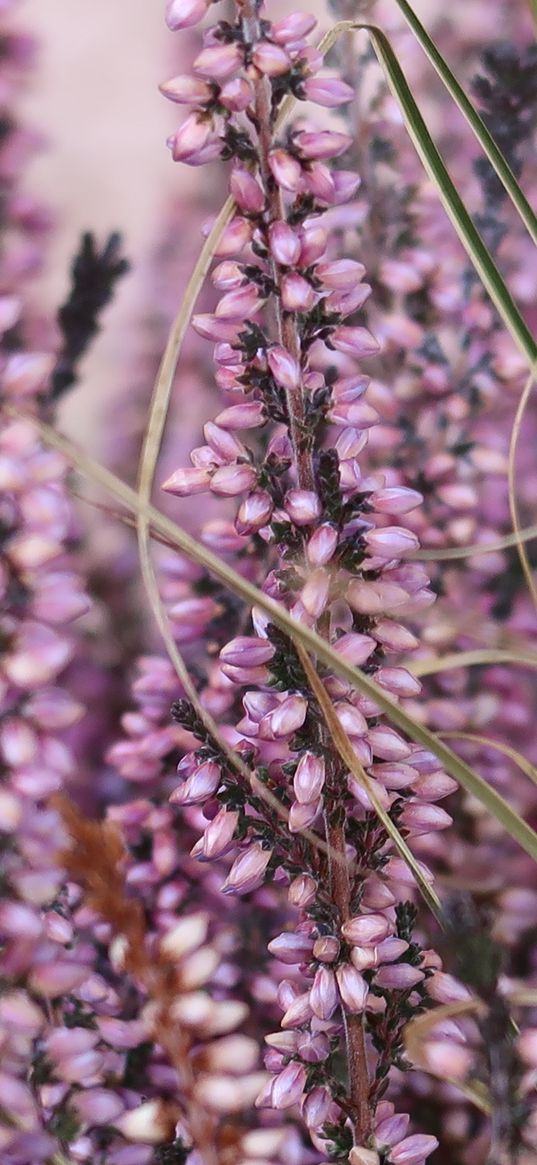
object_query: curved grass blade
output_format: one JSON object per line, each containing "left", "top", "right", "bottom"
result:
{"left": 439, "top": 732, "right": 537, "bottom": 788}
{"left": 404, "top": 1000, "right": 491, "bottom": 1114}
{"left": 392, "top": 0, "right": 537, "bottom": 246}
{"left": 410, "top": 649, "right": 537, "bottom": 676}
{"left": 414, "top": 521, "right": 537, "bottom": 560}
{"left": 362, "top": 23, "right": 537, "bottom": 367}
{"left": 18, "top": 410, "right": 537, "bottom": 868}
{"left": 508, "top": 364, "right": 537, "bottom": 612}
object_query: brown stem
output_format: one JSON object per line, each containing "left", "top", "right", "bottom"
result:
{"left": 326, "top": 816, "right": 372, "bottom": 1145}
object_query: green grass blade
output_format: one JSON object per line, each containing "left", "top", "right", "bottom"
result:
{"left": 391, "top": 0, "right": 537, "bottom": 246}
{"left": 19, "top": 409, "right": 537, "bottom": 870}
{"left": 363, "top": 24, "right": 537, "bottom": 367}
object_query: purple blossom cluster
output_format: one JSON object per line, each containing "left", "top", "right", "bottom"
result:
{"left": 1, "top": 0, "right": 537, "bottom": 1163}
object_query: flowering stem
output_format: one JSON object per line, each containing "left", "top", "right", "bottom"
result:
{"left": 244, "top": 0, "right": 315, "bottom": 492}
{"left": 243, "top": 0, "right": 372, "bottom": 1138}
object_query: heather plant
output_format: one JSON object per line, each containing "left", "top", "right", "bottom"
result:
{"left": 2, "top": 1, "right": 537, "bottom": 1164}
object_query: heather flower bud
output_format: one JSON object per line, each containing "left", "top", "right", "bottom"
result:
{"left": 376, "top": 668, "right": 421, "bottom": 698}
{"left": 192, "top": 313, "right": 244, "bottom": 341}
{"left": 280, "top": 990, "right": 313, "bottom": 1029}
{"left": 222, "top": 843, "right": 272, "bottom": 895}
{"left": 301, "top": 568, "right": 330, "bottom": 617}
{"left": 230, "top": 167, "right": 265, "bottom": 213}
{"left": 342, "top": 914, "right": 391, "bottom": 949}
{"left": 213, "top": 215, "right": 253, "bottom": 255}
{"left": 219, "top": 77, "right": 253, "bottom": 111}
{"left": 272, "top": 13, "right": 317, "bottom": 42}
{"left": 288, "top": 874, "right": 316, "bottom": 907}
{"left": 220, "top": 637, "right": 274, "bottom": 668}
{"left": 295, "top": 130, "right": 352, "bottom": 159}
{"left": 373, "top": 620, "right": 419, "bottom": 652}
{"left": 288, "top": 798, "right": 321, "bottom": 832}
{"left": 267, "top": 932, "right": 314, "bottom": 964}
{"left": 216, "top": 284, "right": 262, "bottom": 318}
{"left": 371, "top": 487, "right": 423, "bottom": 514}
{"left": 236, "top": 490, "right": 273, "bottom": 534}
{"left": 210, "top": 463, "right": 257, "bottom": 496}
{"left": 268, "top": 345, "right": 300, "bottom": 390}
{"left": 253, "top": 41, "right": 291, "bottom": 76}
{"left": 316, "top": 258, "right": 366, "bottom": 288}
{"left": 159, "top": 461, "right": 210, "bottom": 493}
{"left": 364, "top": 526, "right": 420, "bottom": 558}
{"left": 303, "top": 75, "right": 354, "bottom": 107}
{"left": 310, "top": 966, "right": 339, "bottom": 1019}
{"left": 401, "top": 803, "right": 452, "bottom": 833}
{"left": 203, "top": 422, "right": 247, "bottom": 462}
{"left": 269, "top": 221, "right": 301, "bottom": 266}
{"left": 331, "top": 325, "right": 380, "bottom": 357}
{"left": 269, "top": 1061, "right": 306, "bottom": 1109}
{"left": 389, "top": 1135, "right": 439, "bottom": 1164}
{"left": 268, "top": 148, "right": 303, "bottom": 191}
{"left": 333, "top": 632, "right": 376, "bottom": 666}
{"left": 335, "top": 702, "right": 367, "bottom": 736}
{"left": 159, "top": 74, "right": 212, "bottom": 103}
{"left": 284, "top": 488, "right": 321, "bottom": 525}
{"left": 293, "top": 752, "right": 325, "bottom": 802}
{"left": 329, "top": 397, "right": 378, "bottom": 428}
{"left": 194, "top": 42, "right": 242, "bottom": 79}
{"left": 302, "top": 1085, "right": 332, "bottom": 1128}
{"left": 307, "top": 523, "right": 338, "bottom": 565}
{"left": 168, "top": 113, "right": 215, "bottom": 161}
{"left": 375, "top": 964, "right": 425, "bottom": 989}
{"left": 215, "top": 400, "right": 265, "bottom": 429}
{"left": 170, "top": 760, "right": 221, "bottom": 805}
{"left": 269, "top": 694, "right": 307, "bottom": 737}
{"left": 313, "top": 935, "right": 340, "bottom": 963}
{"left": 368, "top": 727, "right": 411, "bottom": 761}
{"left": 281, "top": 272, "right": 316, "bottom": 311}
{"left": 336, "top": 964, "right": 368, "bottom": 1012}
{"left": 165, "top": 0, "right": 209, "bottom": 29}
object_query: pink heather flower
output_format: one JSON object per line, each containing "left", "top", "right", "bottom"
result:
{"left": 310, "top": 967, "right": 339, "bottom": 1019}
{"left": 293, "top": 753, "right": 325, "bottom": 802}
{"left": 193, "top": 42, "right": 243, "bottom": 79}
{"left": 281, "top": 272, "right": 316, "bottom": 312}
{"left": 295, "top": 130, "right": 353, "bottom": 160}
{"left": 222, "top": 844, "right": 272, "bottom": 895}
{"left": 269, "top": 221, "right": 301, "bottom": 266}
{"left": 268, "top": 1061, "right": 306, "bottom": 1109}
{"left": 268, "top": 147, "right": 303, "bottom": 191}
{"left": 267, "top": 932, "right": 314, "bottom": 964}
{"left": 267, "top": 345, "right": 300, "bottom": 390}
{"left": 341, "top": 914, "right": 392, "bottom": 946}
{"left": 161, "top": 465, "right": 212, "bottom": 495}
{"left": 364, "top": 526, "right": 420, "bottom": 557}
{"left": 230, "top": 167, "right": 265, "bottom": 213}
{"left": 159, "top": 73, "right": 212, "bottom": 103}
{"left": 252, "top": 41, "right": 291, "bottom": 76}
{"left": 389, "top": 1135, "right": 439, "bottom": 1164}
{"left": 165, "top": 0, "right": 209, "bottom": 30}
{"left": 331, "top": 324, "right": 381, "bottom": 357}
{"left": 284, "top": 488, "right": 322, "bottom": 525}
{"left": 302, "top": 76, "right": 355, "bottom": 107}
{"left": 336, "top": 964, "right": 368, "bottom": 1012}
